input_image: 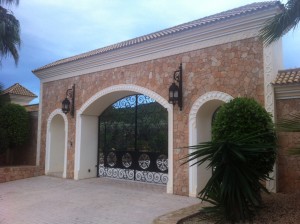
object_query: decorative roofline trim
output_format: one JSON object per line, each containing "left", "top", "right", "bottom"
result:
{"left": 34, "top": 8, "right": 279, "bottom": 83}
{"left": 34, "top": 2, "right": 282, "bottom": 73}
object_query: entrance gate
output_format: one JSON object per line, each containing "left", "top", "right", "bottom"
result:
{"left": 97, "top": 94, "right": 168, "bottom": 184}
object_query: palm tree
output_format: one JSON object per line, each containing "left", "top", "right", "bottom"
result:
{"left": 0, "top": 0, "right": 20, "bottom": 66}
{"left": 260, "top": 0, "right": 300, "bottom": 45}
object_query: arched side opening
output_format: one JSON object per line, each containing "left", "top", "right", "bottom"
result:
{"left": 75, "top": 84, "right": 174, "bottom": 194}
{"left": 189, "top": 91, "right": 233, "bottom": 197}
{"left": 45, "top": 109, "right": 68, "bottom": 178}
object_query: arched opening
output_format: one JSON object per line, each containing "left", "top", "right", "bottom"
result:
{"left": 75, "top": 84, "right": 173, "bottom": 193}
{"left": 98, "top": 94, "right": 168, "bottom": 184}
{"left": 189, "top": 91, "right": 233, "bottom": 197}
{"left": 195, "top": 100, "right": 224, "bottom": 193}
{"left": 46, "top": 112, "right": 68, "bottom": 178}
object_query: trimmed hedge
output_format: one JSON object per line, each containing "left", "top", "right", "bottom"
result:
{"left": 212, "top": 97, "right": 276, "bottom": 177}
{"left": 0, "top": 103, "right": 29, "bottom": 148}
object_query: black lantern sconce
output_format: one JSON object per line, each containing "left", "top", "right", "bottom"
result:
{"left": 169, "top": 63, "right": 183, "bottom": 111}
{"left": 62, "top": 84, "right": 75, "bottom": 117}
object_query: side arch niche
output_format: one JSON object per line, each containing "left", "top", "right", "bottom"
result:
{"left": 188, "top": 91, "right": 233, "bottom": 197}
{"left": 45, "top": 109, "right": 68, "bottom": 178}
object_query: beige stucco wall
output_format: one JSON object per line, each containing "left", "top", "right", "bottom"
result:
{"left": 40, "top": 37, "right": 265, "bottom": 196}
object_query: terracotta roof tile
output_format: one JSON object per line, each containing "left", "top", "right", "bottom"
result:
{"left": 273, "top": 68, "right": 300, "bottom": 85}
{"left": 33, "top": 1, "right": 283, "bottom": 72}
{"left": 1, "top": 83, "right": 37, "bottom": 97}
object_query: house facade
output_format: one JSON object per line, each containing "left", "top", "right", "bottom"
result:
{"left": 33, "top": 2, "right": 286, "bottom": 196}
{"left": 1, "top": 83, "right": 37, "bottom": 106}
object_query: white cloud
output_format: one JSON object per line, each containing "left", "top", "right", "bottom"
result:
{"left": 1, "top": 0, "right": 298, "bottom": 102}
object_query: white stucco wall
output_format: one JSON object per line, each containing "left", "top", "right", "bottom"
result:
{"left": 48, "top": 115, "right": 65, "bottom": 173}
{"left": 77, "top": 115, "right": 98, "bottom": 179}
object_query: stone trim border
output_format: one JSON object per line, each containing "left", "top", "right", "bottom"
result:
{"left": 263, "top": 41, "right": 283, "bottom": 193}
{"left": 75, "top": 84, "right": 174, "bottom": 194}
{"left": 0, "top": 166, "right": 40, "bottom": 183}
{"left": 45, "top": 109, "right": 69, "bottom": 178}
{"left": 153, "top": 203, "right": 205, "bottom": 224}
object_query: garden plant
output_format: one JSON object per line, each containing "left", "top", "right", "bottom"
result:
{"left": 184, "top": 98, "right": 277, "bottom": 223}
{"left": 0, "top": 103, "right": 29, "bottom": 164}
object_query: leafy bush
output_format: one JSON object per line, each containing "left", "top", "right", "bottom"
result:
{"left": 0, "top": 103, "right": 29, "bottom": 147}
{"left": 212, "top": 97, "right": 276, "bottom": 178}
{"left": 0, "top": 127, "right": 8, "bottom": 154}
{"left": 185, "top": 97, "right": 277, "bottom": 223}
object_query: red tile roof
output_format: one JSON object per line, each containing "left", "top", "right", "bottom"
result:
{"left": 273, "top": 68, "right": 300, "bottom": 85}
{"left": 1, "top": 83, "right": 37, "bottom": 97}
{"left": 33, "top": 1, "right": 283, "bottom": 72}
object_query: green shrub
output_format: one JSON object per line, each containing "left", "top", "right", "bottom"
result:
{"left": 185, "top": 97, "right": 277, "bottom": 223}
{"left": 212, "top": 97, "right": 276, "bottom": 177}
{"left": 0, "top": 103, "right": 29, "bottom": 147}
{"left": 0, "top": 127, "right": 8, "bottom": 154}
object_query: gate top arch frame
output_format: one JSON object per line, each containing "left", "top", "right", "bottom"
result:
{"left": 74, "top": 84, "right": 174, "bottom": 194}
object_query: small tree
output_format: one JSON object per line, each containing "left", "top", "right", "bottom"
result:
{"left": 212, "top": 98, "right": 276, "bottom": 179}
{"left": 185, "top": 98, "right": 277, "bottom": 223}
{"left": 0, "top": 103, "right": 29, "bottom": 164}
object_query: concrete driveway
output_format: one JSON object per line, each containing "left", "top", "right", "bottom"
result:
{"left": 0, "top": 176, "right": 199, "bottom": 224}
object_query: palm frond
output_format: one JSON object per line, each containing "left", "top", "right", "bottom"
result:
{"left": 0, "top": 0, "right": 19, "bottom": 6}
{"left": 182, "top": 131, "right": 277, "bottom": 223}
{"left": 0, "top": 5, "right": 20, "bottom": 65}
{"left": 260, "top": 0, "right": 300, "bottom": 45}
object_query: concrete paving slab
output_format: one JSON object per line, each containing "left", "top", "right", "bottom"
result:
{"left": 0, "top": 176, "right": 199, "bottom": 224}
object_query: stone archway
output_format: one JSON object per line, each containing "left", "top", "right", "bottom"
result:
{"left": 74, "top": 84, "right": 174, "bottom": 194}
{"left": 46, "top": 109, "right": 68, "bottom": 178}
{"left": 188, "top": 91, "right": 233, "bottom": 197}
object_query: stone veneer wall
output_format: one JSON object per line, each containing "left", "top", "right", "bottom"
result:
{"left": 0, "top": 166, "right": 41, "bottom": 183}
{"left": 40, "top": 37, "right": 264, "bottom": 196}
{"left": 276, "top": 98, "right": 300, "bottom": 193}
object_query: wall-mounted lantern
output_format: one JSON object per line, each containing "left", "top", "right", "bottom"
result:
{"left": 62, "top": 84, "right": 75, "bottom": 117}
{"left": 169, "top": 63, "right": 183, "bottom": 111}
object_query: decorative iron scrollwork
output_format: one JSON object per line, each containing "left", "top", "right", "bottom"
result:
{"left": 156, "top": 154, "right": 168, "bottom": 171}
{"left": 122, "top": 153, "right": 132, "bottom": 168}
{"left": 98, "top": 94, "right": 168, "bottom": 185}
{"left": 107, "top": 152, "right": 117, "bottom": 167}
{"left": 138, "top": 154, "right": 150, "bottom": 169}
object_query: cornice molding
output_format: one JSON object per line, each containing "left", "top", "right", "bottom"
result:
{"left": 34, "top": 8, "right": 278, "bottom": 83}
{"left": 274, "top": 84, "right": 300, "bottom": 100}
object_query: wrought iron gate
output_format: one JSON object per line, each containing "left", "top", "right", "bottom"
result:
{"left": 97, "top": 94, "right": 168, "bottom": 184}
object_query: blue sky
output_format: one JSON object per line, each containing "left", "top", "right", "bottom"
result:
{"left": 1, "top": 0, "right": 299, "bottom": 104}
